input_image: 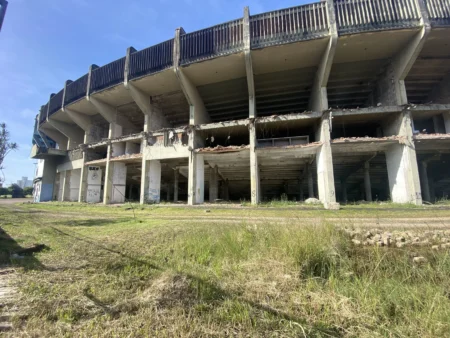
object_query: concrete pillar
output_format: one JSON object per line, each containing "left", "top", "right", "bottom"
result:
{"left": 69, "top": 169, "right": 81, "bottom": 201}
{"left": 188, "top": 153, "right": 204, "bottom": 205}
{"left": 34, "top": 158, "right": 59, "bottom": 202}
{"left": 249, "top": 123, "right": 260, "bottom": 204}
{"left": 61, "top": 171, "right": 69, "bottom": 202}
{"left": 243, "top": 6, "right": 256, "bottom": 118}
{"left": 364, "top": 161, "right": 372, "bottom": 202}
{"left": 429, "top": 176, "right": 436, "bottom": 202}
{"left": 420, "top": 161, "right": 431, "bottom": 202}
{"left": 315, "top": 113, "right": 338, "bottom": 209}
{"left": 174, "top": 169, "right": 179, "bottom": 202}
{"left": 443, "top": 112, "right": 450, "bottom": 134}
{"left": 307, "top": 163, "right": 314, "bottom": 198}
{"left": 209, "top": 165, "right": 218, "bottom": 202}
{"left": 83, "top": 165, "right": 102, "bottom": 203}
{"left": 376, "top": 6, "right": 430, "bottom": 105}
{"left": 383, "top": 111, "right": 422, "bottom": 205}
{"left": 78, "top": 154, "right": 88, "bottom": 203}
{"left": 299, "top": 179, "right": 304, "bottom": 201}
{"left": 341, "top": 179, "right": 347, "bottom": 203}
{"left": 308, "top": 0, "right": 337, "bottom": 112}
{"left": 166, "top": 185, "right": 171, "bottom": 202}
{"left": 140, "top": 160, "right": 161, "bottom": 203}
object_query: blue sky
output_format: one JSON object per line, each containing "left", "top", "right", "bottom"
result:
{"left": 0, "top": 0, "right": 310, "bottom": 186}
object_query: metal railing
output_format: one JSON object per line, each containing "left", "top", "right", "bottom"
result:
{"left": 129, "top": 39, "right": 174, "bottom": 80}
{"left": 425, "top": 0, "right": 450, "bottom": 26}
{"left": 64, "top": 74, "right": 88, "bottom": 105}
{"left": 334, "top": 0, "right": 421, "bottom": 34}
{"left": 90, "top": 57, "right": 125, "bottom": 93}
{"left": 180, "top": 19, "right": 244, "bottom": 65}
{"left": 48, "top": 89, "right": 64, "bottom": 117}
{"left": 39, "top": 103, "right": 48, "bottom": 125}
{"left": 250, "top": 3, "right": 329, "bottom": 49}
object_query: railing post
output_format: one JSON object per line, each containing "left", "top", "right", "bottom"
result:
{"left": 124, "top": 46, "right": 136, "bottom": 86}
{"left": 86, "top": 64, "right": 98, "bottom": 98}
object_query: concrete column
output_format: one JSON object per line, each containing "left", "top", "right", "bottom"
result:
{"left": 429, "top": 176, "right": 436, "bottom": 202}
{"left": 315, "top": 113, "right": 338, "bottom": 209}
{"left": 78, "top": 153, "right": 88, "bottom": 203}
{"left": 443, "top": 112, "right": 450, "bottom": 134}
{"left": 307, "top": 163, "right": 314, "bottom": 198}
{"left": 209, "top": 165, "right": 218, "bottom": 202}
{"left": 383, "top": 111, "right": 422, "bottom": 205}
{"left": 188, "top": 153, "right": 204, "bottom": 205}
{"left": 341, "top": 179, "right": 347, "bottom": 203}
{"left": 308, "top": 0, "right": 337, "bottom": 112}
{"left": 420, "top": 161, "right": 431, "bottom": 202}
{"left": 173, "top": 28, "right": 210, "bottom": 126}
{"left": 61, "top": 171, "right": 69, "bottom": 202}
{"left": 376, "top": 5, "right": 430, "bottom": 105}
{"left": 174, "top": 168, "right": 179, "bottom": 202}
{"left": 249, "top": 123, "right": 260, "bottom": 204}
{"left": 243, "top": 6, "right": 256, "bottom": 118}
{"left": 140, "top": 160, "right": 161, "bottom": 203}
{"left": 299, "top": 179, "right": 304, "bottom": 201}
{"left": 364, "top": 161, "right": 372, "bottom": 202}
{"left": 69, "top": 169, "right": 81, "bottom": 201}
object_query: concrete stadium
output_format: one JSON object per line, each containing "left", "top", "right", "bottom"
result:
{"left": 31, "top": 0, "right": 450, "bottom": 209}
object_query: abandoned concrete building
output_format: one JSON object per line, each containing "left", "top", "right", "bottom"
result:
{"left": 31, "top": 0, "right": 450, "bottom": 209}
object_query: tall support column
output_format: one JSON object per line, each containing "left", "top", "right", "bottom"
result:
{"left": 243, "top": 6, "right": 256, "bottom": 118}
{"left": 173, "top": 28, "right": 210, "bottom": 125}
{"left": 78, "top": 152, "right": 88, "bottom": 203}
{"left": 376, "top": 2, "right": 430, "bottom": 105}
{"left": 308, "top": 0, "right": 338, "bottom": 112}
{"left": 187, "top": 129, "right": 205, "bottom": 205}
{"left": 298, "top": 178, "right": 304, "bottom": 201}
{"left": 61, "top": 170, "right": 70, "bottom": 202}
{"left": 364, "top": 161, "right": 372, "bottom": 202}
{"left": 443, "top": 112, "right": 450, "bottom": 134}
{"left": 249, "top": 122, "right": 260, "bottom": 204}
{"left": 315, "top": 113, "right": 338, "bottom": 209}
{"left": 209, "top": 165, "right": 218, "bottom": 202}
{"left": 307, "top": 163, "right": 314, "bottom": 198}
{"left": 173, "top": 169, "right": 179, "bottom": 202}
{"left": 420, "top": 161, "right": 431, "bottom": 202}
{"left": 341, "top": 178, "right": 347, "bottom": 203}
{"left": 383, "top": 111, "right": 422, "bottom": 205}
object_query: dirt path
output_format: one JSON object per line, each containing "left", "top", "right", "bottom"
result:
{"left": 0, "top": 268, "right": 18, "bottom": 333}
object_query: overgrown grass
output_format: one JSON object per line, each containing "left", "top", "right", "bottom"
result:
{"left": 1, "top": 203, "right": 450, "bottom": 337}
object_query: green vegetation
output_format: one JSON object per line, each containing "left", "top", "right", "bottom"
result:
{"left": 1, "top": 202, "right": 450, "bottom": 337}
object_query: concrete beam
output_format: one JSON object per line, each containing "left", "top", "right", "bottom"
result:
{"left": 376, "top": 2, "right": 430, "bottom": 105}
{"left": 308, "top": 0, "right": 338, "bottom": 112}
{"left": 173, "top": 28, "right": 210, "bottom": 125}
{"left": 40, "top": 124, "right": 69, "bottom": 151}
{"left": 87, "top": 96, "right": 137, "bottom": 132}
{"left": 47, "top": 119, "right": 84, "bottom": 149}
{"left": 244, "top": 6, "right": 256, "bottom": 118}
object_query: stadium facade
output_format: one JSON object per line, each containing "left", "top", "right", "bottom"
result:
{"left": 31, "top": 0, "right": 450, "bottom": 208}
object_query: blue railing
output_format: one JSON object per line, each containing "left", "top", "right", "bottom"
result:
{"left": 250, "top": 3, "right": 329, "bottom": 49}
{"left": 180, "top": 19, "right": 244, "bottom": 65}
{"left": 334, "top": 0, "right": 421, "bottom": 34}
{"left": 64, "top": 74, "right": 88, "bottom": 105}
{"left": 90, "top": 57, "right": 126, "bottom": 93}
{"left": 425, "top": 0, "right": 450, "bottom": 26}
{"left": 129, "top": 39, "right": 174, "bottom": 80}
{"left": 48, "top": 89, "right": 64, "bottom": 117}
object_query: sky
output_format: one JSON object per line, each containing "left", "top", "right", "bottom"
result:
{"left": 0, "top": 0, "right": 310, "bottom": 186}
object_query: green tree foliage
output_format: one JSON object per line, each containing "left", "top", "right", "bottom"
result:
{"left": 9, "top": 184, "right": 24, "bottom": 198}
{"left": 23, "top": 186, "right": 34, "bottom": 196}
{"left": 0, "top": 123, "right": 18, "bottom": 184}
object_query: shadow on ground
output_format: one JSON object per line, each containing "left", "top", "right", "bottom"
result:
{"left": 50, "top": 226, "right": 342, "bottom": 336}
{"left": 0, "top": 227, "right": 44, "bottom": 270}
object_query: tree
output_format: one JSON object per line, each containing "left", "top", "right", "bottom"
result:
{"left": 0, "top": 123, "right": 18, "bottom": 184}
{"left": 8, "top": 184, "right": 24, "bottom": 198}
{"left": 23, "top": 186, "right": 33, "bottom": 196}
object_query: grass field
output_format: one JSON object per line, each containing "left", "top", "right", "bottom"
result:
{"left": 1, "top": 202, "right": 450, "bottom": 337}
